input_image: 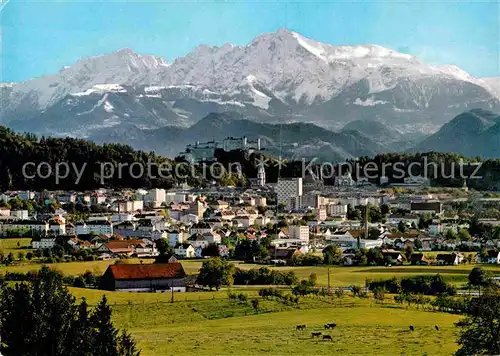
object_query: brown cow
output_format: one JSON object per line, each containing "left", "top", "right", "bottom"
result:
{"left": 322, "top": 335, "right": 333, "bottom": 341}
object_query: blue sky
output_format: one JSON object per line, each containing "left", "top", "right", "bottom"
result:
{"left": 1, "top": 0, "right": 499, "bottom": 82}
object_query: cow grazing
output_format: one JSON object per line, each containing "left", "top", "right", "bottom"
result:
{"left": 409, "top": 325, "right": 415, "bottom": 331}
{"left": 296, "top": 324, "right": 306, "bottom": 331}
{"left": 435, "top": 325, "right": 439, "bottom": 331}
{"left": 326, "top": 323, "right": 337, "bottom": 329}
{"left": 322, "top": 335, "right": 333, "bottom": 341}
{"left": 311, "top": 332, "right": 322, "bottom": 338}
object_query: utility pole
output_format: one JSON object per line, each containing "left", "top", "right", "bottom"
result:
{"left": 361, "top": 203, "right": 369, "bottom": 249}
{"left": 327, "top": 266, "right": 331, "bottom": 293}
{"left": 171, "top": 281, "right": 174, "bottom": 303}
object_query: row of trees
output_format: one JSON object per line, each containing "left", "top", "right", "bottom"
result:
{"left": 196, "top": 258, "right": 302, "bottom": 290}
{"left": 367, "top": 274, "right": 456, "bottom": 296}
{"left": 234, "top": 267, "right": 298, "bottom": 285}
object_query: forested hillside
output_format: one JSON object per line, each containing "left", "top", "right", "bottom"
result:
{"left": 1, "top": 126, "right": 500, "bottom": 191}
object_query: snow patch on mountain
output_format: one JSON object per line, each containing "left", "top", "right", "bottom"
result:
{"left": 291, "top": 32, "right": 328, "bottom": 62}
{"left": 103, "top": 100, "right": 114, "bottom": 113}
{"left": 354, "top": 98, "right": 389, "bottom": 106}
{"left": 237, "top": 75, "right": 272, "bottom": 109}
{"left": 199, "top": 98, "right": 246, "bottom": 107}
{"left": 71, "top": 84, "right": 126, "bottom": 96}
{"left": 76, "top": 94, "right": 109, "bottom": 116}
{"left": 439, "top": 65, "right": 482, "bottom": 85}
{"left": 144, "top": 86, "right": 166, "bottom": 93}
{"left": 480, "top": 77, "right": 500, "bottom": 98}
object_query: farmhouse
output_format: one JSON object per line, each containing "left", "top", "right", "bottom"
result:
{"left": 101, "top": 263, "right": 188, "bottom": 292}
{"left": 410, "top": 253, "right": 428, "bottom": 265}
{"left": 267, "top": 246, "right": 301, "bottom": 263}
{"left": 477, "top": 250, "right": 500, "bottom": 264}
{"left": 174, "top": 243, "right": 196, "bottom": 258}
{"left": 97, "top": 239, "right": 146, "bottom": 257}
{"left": 436, "top": 253, "right": 463, "bottom": 265}
{"left": 381, "top": 250, "right": 403, "bottom": 265}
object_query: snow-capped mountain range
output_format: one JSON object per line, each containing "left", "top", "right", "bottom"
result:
{"left": 1, "top": 29, "right": 499, "bottom": 153}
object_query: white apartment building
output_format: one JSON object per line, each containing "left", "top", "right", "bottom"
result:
{"left": 147, "top": 188, "right": 166, "bottom": 204}
{"left": 6, "top": 220, "right": 49, "bottom": 236}
{"left": 165, "top": 192, "right": 188, "bottom": 204}
{"left": 75, "top": 221, "right": 113, "bottom": 235}
{"left": 111, "top": 213, "right": 135, "bottom": 222}
{"left": 11, "top": 210, "right": 29, "bottom": 220}
{"left": 116, "top": 200, "right": 144, "bottom": 213}
{"left": 32, "top": 237, "right": 57, "bottom": 250}
{"left": 168, "top": 230, "right": 186, "bottom": 247}
{"left": 276, "top": 178, "right": 303, "bottom": 210}
{"left": 328, "top": 204, "right": 348, "bottom": 216}
{"left": 288, "top": 225, "right": 310, "bottom": 241}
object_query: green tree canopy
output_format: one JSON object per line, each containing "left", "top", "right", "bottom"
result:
{"left": 0, "top": 266, "right": 139, "bottom": 356}
{"left": 322, "top": 245, "right": 343, "bottom": 265}
{"left": 197, "top": 257, "right": 235, "bottom": 291}
{"left": 455, "top": 289, "right": 500, "bottom": 356}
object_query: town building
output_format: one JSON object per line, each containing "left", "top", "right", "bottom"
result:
{"left": 116, "top": 200, "right": 144, "bottom": 213}
{"left": 276, "top": 178, "right": 303, "bottom": 210}
{"left": 180, "top": 136, "right": 261, "bottom": 163}
{"left": 11, "top": 210, "right": 29, "bottom": 220}
{"left": 288, "top": 225, "right": 310, "bottom": 241}
{"left": 257, "top": 165, "right": 266, "bottom": 186}
{"left": 32, "top": 237, "right": 57, "bottom": 249}
{"left": 174, "top": 243, "right": 196, "bottom": 258}
{"left": 411, "top": 201, "right": 443, "bottom": 215}
{"left": 75, "top": 220, "right": 113, "bottom": 236}
{"left": 188, "top": 201, "right": 205, "bottom": 219}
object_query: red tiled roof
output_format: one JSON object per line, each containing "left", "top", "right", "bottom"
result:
{"left": 105, "top": 240, "right": 144, "bottom": 250}
{"left": 108, "top": 263, "right": 186, "bottom": 280}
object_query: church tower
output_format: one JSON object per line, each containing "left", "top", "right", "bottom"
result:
{"left": 257, "top": 165, "right": 266, "bottom": 186}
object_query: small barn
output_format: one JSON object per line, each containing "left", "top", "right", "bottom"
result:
{"left": 101, "top": 263, "right": 188, "bottom": 292}
{"left": 410, "top": 253, "right": 428, "bottom": 265}
{"left": 436, "top": 253, "right": 463, "bottom": 265}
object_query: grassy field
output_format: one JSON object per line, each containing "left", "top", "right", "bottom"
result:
{"left": 106, "top": 296, "right": 460, "bottom": 356}
{"left": 66, "top": 286, "right": 462, "bottom": 355}
{"left": 0, "top": 258, "right": 206, "bottom": 275}
{"left": 69, "top": 286, "right": 259, "bottom": 305}
{"left": 235, "top": 264, "right": 500, "bottom": 287}
{"left": 4, "top": 258, "right": 500, "bottom": 288}
{"left": 1, "top": 255, "right": 472, "bottom": 355}
{"left": 0, "top": 237, "right": 33, "bottom": 255}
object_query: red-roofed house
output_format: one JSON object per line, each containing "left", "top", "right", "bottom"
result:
{"left": 101, "top": 263, "right": 188, "bottom": 292}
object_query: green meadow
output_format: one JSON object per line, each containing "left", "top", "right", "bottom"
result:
{"left": 80, "top": 292, "right": 461, "bottom": 356}
{"left": 0, "top": 240, "right": 491, "bottom": 355}
{"left": 3, "top": 258, "right": 500, "bottom": 287}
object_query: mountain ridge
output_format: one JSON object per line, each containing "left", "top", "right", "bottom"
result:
{"left": 2, "top": 29, "right": 499, "bottom": 155}
{"left": 409, "top": 109, "right": 500, "bottom": 158}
